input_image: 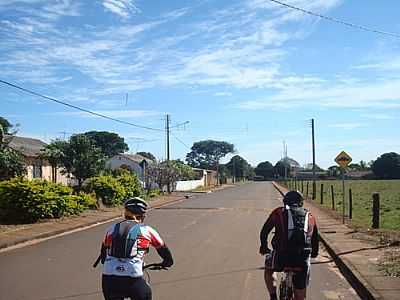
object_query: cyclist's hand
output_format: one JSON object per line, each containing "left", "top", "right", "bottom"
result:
{"left": 147, "top": 264, "right": 168, "bottom": 270}
{"left": 259, "top": 245, "right": 270, "bottom": 255}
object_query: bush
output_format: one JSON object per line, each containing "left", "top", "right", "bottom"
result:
{"left": 0, "top": 178, "right": 93, "bottom": 223}
{"left": 116, "top": 172, "right": 142, "bottom": 199}
{"left": 85, "top": 175, "right": 125, "bottom": 205}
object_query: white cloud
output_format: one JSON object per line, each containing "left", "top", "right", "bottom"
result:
{"left": 360, "top": 113, "right": 395, "bottom": 120}
{"left": 328, "top": 123, "right": 364, "bottom": 130}
{"left": 237, "top": 78, "right": 400, "bottom": 109}
{"left": 56, "top": 110, "right": 161, "bottom": 119}
{"left": 215, "top": 92, "right": 232, "bottom": 97}
{"left": 102, "top": 0, "right": 140, "bottom": 18}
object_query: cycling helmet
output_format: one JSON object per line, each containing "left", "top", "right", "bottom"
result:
{"left": 283, "top": 190, "right": 304, "bottom": 207}
{"left": 124, "top": 197, "right": 148, "bottom": 215}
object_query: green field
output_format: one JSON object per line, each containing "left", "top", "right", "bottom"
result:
{"left": 285, "top": 180, "right": 400, "bottom": 230}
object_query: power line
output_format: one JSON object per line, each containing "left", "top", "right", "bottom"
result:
{"left": 171, "top": 132, "right": 191, "bottom": 149}
{"left": 268, "top": 0, "right": 400, "bottom": 39}
{"left": 0, "top": 79, "right": 164, "bottom": 132}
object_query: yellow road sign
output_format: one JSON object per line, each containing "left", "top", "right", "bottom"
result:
{"left": 335, "top": 151, "right": 352, "bottom": 168}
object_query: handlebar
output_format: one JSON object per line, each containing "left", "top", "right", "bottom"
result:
{"left": 143, "top": 263, "right": 169, "bottom": 270}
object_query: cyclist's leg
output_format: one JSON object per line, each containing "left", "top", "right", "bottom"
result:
{"left": 292, "top": 256, "right": 310, "bottom": 300}
{"left": 102, "top": 275, "right": 125, "bottom": 300}
{"left": 264, "top": 251, "right": 282, "bottom": 300}
{"left": 128, "top": 277, "right": 152, "bottom": 300}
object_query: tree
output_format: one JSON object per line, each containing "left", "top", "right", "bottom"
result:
{"left": 40, "top": 140, "right": 68, "bottom": 183}
{"left": 186, "top": 140, "right": 234, "bottom": 184}
{"left": 147, "top": 161, "right": 176, "bottom": 193}
{"left": 137, "top": 152, "right": 156, "bottom": 161}
{"left": 170, "top": 160, "right": 196, "bottom": 181}
{"left": 359, "top": 160, "right": 369, "bottom": 170}
{"left": 348, "top": 163, "right": 361, "bottom": 171}
{"left": 0, "top": 116, "right": 12, "bottom": 134}
{"left": 226, "top": 155, "right": 253, "bottom": 181}
{"left": 83, "top": 131, "right": 128, "bottom": 158}
{"left": 62, "top": 134, "right": 106, "bottom": 188}
{"left": 0, "top": 118, "right": 25, "bottom": 180}
{"left": 274, "top": 160, "right": 290, "bottom": 178}
{"left": 327, "top": 166, "right": 340, "bottom": 177}
{"left": 0, "top": 147, "right": 26, "bottom": 180}
{"left": 186, "top": 140, "right": 235, "bottom": 169}
{"left": 371, "top": 152, "right": 400, "bottom": 179}
{"left": 254, "top": 161, "right": 274, "bottom": 180}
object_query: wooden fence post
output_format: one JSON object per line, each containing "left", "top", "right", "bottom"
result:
{"left": 306, "top": 182, "right": 309, "bottom": 198}
{"left": 331, "top": 185, "right": 335, "bottom": 210}
{"left": 301, "top": 180, "right": 304, "bottom": 193}
{"left": 349, "top": 189, "right": 353, "bottom": 219}
{"left": 320, "top": 183, "right": 324, "bottom": 205}
{"left": 372, "top": 193, "right": 380, "bottom": 229}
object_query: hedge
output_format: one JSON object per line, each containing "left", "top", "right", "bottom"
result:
{"left": 85, "top": 171, "right": 142, "bottom": 206}
{"left": 0, "top": 178, "right": 97, "bottom": 223}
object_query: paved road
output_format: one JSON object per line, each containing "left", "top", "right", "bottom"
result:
{"left": 0, "top": 182, "right": 360, "bottom": 300}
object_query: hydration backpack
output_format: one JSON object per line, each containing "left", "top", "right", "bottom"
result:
{"left": 109, "top": 220, "right": 141, "bottom": 258}
{"left": 287, "top": 207, "right": 312, "bottom": 254}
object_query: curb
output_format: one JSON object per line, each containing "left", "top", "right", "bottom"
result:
{"left": 272, "top": 181, "right": 381, "bottom": 300}
{"left": 0, "top": 214, "right": 121, "bottom": 250}
{"left": 0, "top": 195, "right": 187, "bottom": 251}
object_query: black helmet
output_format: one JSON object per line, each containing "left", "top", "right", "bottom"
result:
{"left": 124, "top": 197, "right": 148, "bottom": 215}
{"left": 283, "top": 190, "right": 304, "bottom": 207}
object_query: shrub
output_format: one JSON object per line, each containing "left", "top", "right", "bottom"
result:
{"left": 0, "top": 178, "right": 92, "bottom": 223}
{"left": 116, "top": 172, "right": 142, "bottom": 199}
{"left": 85, "top": 175, "right": 125, "bottom": 205}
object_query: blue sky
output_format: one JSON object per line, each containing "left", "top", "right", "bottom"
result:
{"left": 1, "top": 0, "right": 400, "bottom": 168}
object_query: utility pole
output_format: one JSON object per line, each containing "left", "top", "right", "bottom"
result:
{"left": 166, "top": 114, "right": 170, "bottom": 162}
{"left": 311, "top": 118, "right": 316, "bottom": 199}
{"left": 165, "top": 114, "right": 171, "bottom": 193}
{"left": 283, "top": 141, "right": 288, "bottom": 181}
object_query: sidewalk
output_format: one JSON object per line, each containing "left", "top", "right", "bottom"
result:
{"left": 273, "top": 182, "right": 400, "bottom": 300}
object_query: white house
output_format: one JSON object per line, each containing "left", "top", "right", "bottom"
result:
{"left": 106, "top": 153, "right": 153, "bottom": 184}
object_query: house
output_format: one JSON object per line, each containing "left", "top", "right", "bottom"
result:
{"left": 7, "top": 135, "right": 70, "bottom": 185}
{"left": 106, "top": 154, "right": 153, "bottom": 184}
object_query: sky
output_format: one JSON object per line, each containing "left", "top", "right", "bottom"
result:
{"left": 1, "top": 0, "right": 400, "bottom": 169}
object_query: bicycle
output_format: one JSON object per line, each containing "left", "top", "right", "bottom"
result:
{"left": 142, "top": 262, "right": 168, "bottom": 284}
{"left": 278, "top": 267, "right": 302, "bottom": 300}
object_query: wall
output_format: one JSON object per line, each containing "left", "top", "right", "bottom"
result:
{"left": 175, "top": 179, "right": 204, "bottom": 191}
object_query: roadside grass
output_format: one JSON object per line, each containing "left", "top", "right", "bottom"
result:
{"left": 379, "top": 247, "right": 400, "bottom": 277}
{"left": 297, "top": 180, "right": 400, "bottom": 231}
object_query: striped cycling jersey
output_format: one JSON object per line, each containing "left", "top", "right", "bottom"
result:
{"left": 102, "top": 221, "right": 165, "bottom": 278}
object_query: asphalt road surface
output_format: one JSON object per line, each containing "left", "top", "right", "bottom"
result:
{"left": 0, "top": 182, "right": 361, "bottom": 300}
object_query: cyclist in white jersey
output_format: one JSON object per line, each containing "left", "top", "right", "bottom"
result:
{"left": 99, "top": 197, "right": 173, "bottom": 300}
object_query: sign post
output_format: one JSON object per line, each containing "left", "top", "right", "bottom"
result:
{"left": 335, "top": 151, "right": 352, "bottom": 224}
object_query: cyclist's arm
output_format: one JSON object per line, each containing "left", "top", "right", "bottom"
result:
{"left": 311, "top": 219, "right": 319, "bottom": 258}
{"left": 156, "top": 245, "right": 174, "bottom": 267}
{"left": 259, "top": 211, "right": 276, "bottom": 254}
{"left": 148, "top": 226, "right": 174, "bottom": 268}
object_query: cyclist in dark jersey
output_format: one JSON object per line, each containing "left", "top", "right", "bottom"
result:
{"left": 99, "top": 197, "right": 173, "bottom": 300}
{"left": 259, "top": 191, "right": 319, "bottom": 300}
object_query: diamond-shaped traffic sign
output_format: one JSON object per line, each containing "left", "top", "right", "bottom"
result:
{"left": 335, "top": 151, "right": 352, "bottom": 168}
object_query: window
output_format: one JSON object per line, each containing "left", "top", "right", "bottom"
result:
{"left": 33, "top": 164, "right": 42, "bottom": 179}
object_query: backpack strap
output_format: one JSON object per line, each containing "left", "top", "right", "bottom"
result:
{"left": 110, "top": 221, "right": 141, "bottom": 258}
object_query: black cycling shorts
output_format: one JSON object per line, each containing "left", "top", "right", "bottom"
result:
{"left": 102, "top": 274, "right": 152, "bottom": 300}
{"left": 265, "top": 251, "right": 311, "bottom": 290}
